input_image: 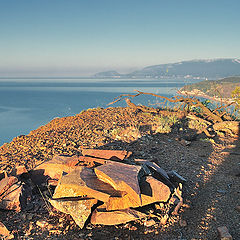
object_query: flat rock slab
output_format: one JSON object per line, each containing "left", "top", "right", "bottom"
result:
{"left": 78, "top": 156, "right": 113, "bottom": 166}
{"left": 0, "top": 221, "right": 13, "bottom": 239}
{"left": 30, "top": 155, "right": 79, "bottom": 184}
{"left": 0, "top": 176, "right": 18, "bottom": 196}
{"left": 94, "top": 162, "right": 142, "bottom": 205}
{"left": 82, "top": 149, "right": 132, "bottom": 161}
{"left": 0, "top": 183, "right": 24, "bottom": 211}
{"left": 49, "top": 198, "right": 97, "bottom": 229}
{"left": 140, "top": 176, "right": 171, "bottom": 205}
{"left": 52, "top": 167, "right": 123, "bottom": 202}
{"left": 91, "top": 206, "right": 146, "bottom": 225}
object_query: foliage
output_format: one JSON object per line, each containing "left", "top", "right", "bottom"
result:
{"left": 231, "top": 86, "right": 240, "bottom": 112}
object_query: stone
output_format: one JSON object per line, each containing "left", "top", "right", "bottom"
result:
{"left": 78, "top": 156, "right": 113, "bottom": 166}
{"left": 0, "top": 182, "right": 25, "bottom": 211}
{"left": 143, "top": 162, "right": 175, "bottom": 189}
{"left": 0, "top": 176, "right": 18, "bottom": 196}
{"left": 36, "top": 220, "right": 48, "bottom": 228}
{"left": 94, "top": 162, "right": 142, "bottom": 206}
{"left": 91, "top": 206, "right": 146, "bottom": 225}
{"left": 235, "top": 205, "right": 240, "bottom": 212}
{"left": 167, "top": 170, "right": 187, "bottom": 184}
{"left": 217, "top": 226, "right": 232, "bottom": 240}
{"left": 11, "top": 165, "right": 28, "bottom": 177}
{"left": 0, "top": 221, "right": 13, "bottom": 239}
{"left": 82, "top": 149, "right": 132, "bottom": 161}
{"left": 140, "top": 176, "right": 171, "bottom": 205}
{"left": 144, "top": 219, "right": 156, "bottom": 227}
{"left": 179, "top": 219, "right": 187, "bottom": 227}
{"left": 52, "top": 167, "right": 123, "bottom": 202}
{"left": 49, "top": 198, "right": 97, "bottom": 229}
{"left": 30, "top": 155, "right": 79, "bottom": 184}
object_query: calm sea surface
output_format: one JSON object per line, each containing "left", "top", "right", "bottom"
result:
{"left": 0, "top": 78, "right": 200, "bottom": 145}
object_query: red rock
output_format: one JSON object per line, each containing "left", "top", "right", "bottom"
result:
{"left": 91, "top": 206, "right": 146, "bottom": 225}
{"left": 217, "top": 226, "right": 232, "bottom": 240}
{"left": 82, "top": 149, "right": 132, "bottom": 161}
{"left": 0, "top": 176, "right": 18, "bottom": 196}
{"left": 52, "top": 167, "right": 123, "bottom": 202}
{"left": 140, "top": 176, "right": 171, "bottom": 205}
{"left": 0, "top": 182, "right": 24, "bottom": 211}
{"left": 94, "top": 162, "right": 142, "bottom": 206}
{"left": 49, "top": 198, "right": 97, "bottom": 229}
{"left": 11, "top": 165, "right": 28, "bottom": 176}
{"left": 78, "top": 156, "right": 112, "bottom": 166}
{"left": 0, "top": 221, "right": 13, "bottom": 239}
{"left": 30, "top": 155, "right": 79, "bottom": 184}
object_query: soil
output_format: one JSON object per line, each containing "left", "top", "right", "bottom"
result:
{"left": 0, "top": 106, "right": 239, "bottom": 240}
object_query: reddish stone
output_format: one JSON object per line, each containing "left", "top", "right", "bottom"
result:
{"left": 91, "top": 206, "right": 146, "bottom": 225}
{"left": 30, "top": 155, "right": 79, "bottom": 184}
{"left": 0, "top": 176, "right": 18, "bottom": 196}
{"left": 140, "top": 176, "right": 171, "bottom": 205}
{"left": 50, "top": 198, "right": 97, "bottom": 229}
{"left": 217, "top": 226, "right": 232, "bottom": 240}
{"left": 94, "top": 162, "right": 142, "bottom": 206}
{"left": 52, "top": 167, "right": 123, "bottom": 202}
{"left": 0, "top": 221, "right": 13, "bottom": 239}
{"left": 0, "top": 183, "right": 24, "bottom": 211}
{"left": 78, "top": 156, "right": 112, "bottom": 166}
{"left": 82, "top": 149, "right": 132, "bottom": 161}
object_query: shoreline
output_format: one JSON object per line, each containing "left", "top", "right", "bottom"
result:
{"left": 177, "top": 88, "right": 234, "bottom": 105}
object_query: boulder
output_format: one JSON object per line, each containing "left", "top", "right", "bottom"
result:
{"left": 94, "top": 162, "right": 142, "bottom": 205}
{"left": 52, "top": 167, "right": 123, "bottom": 202}
{"left": 30, "top": 155, "right": 79, "bottom": 184}
{"left": 49, "top": 198, "right": 97, "bottom": 229}
{"left": 91, "top": 206, "right": 146, "bottom": 225}
{"left": 82, "top": 149, "right": 132, "bottom": 161}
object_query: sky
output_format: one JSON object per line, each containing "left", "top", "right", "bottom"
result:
{"left": 0, "top": 0, "right": 240, "bottom": 77}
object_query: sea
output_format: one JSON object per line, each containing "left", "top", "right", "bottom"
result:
{"left": 0, "top": 78, "right": 201, "bottom": 146}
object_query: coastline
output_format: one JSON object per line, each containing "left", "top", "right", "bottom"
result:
{"left": 177, "top": 88, "right": 235, "bottom": 104}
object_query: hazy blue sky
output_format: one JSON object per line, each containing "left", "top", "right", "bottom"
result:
{"left": 0, "top": 0, "right": 239, "bottom": 76}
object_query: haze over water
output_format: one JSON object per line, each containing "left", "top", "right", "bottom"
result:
{"left": 0, "top": 78, "right": 199, "bottom": 145}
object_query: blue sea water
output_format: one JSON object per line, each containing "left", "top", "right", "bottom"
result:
{"left": 0, "top": 78, "right": 200, "bottom": 145}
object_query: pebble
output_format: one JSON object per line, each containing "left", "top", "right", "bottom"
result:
{"left": 217, "top": 226, "right": 232, "bottom": 240}
{"left": 179, "top": 219, "right": 187, "bottom": 227}
{"left": 235, "top": 206, "right": 240, "bottom": 212}
{"left": 144, "top": 219, "right": 156, "bottom": 227}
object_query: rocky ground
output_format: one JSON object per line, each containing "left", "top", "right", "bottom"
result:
{"left": 0, "top": 106, "right": 239, "bottom": 239}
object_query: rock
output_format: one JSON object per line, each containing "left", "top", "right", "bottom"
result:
{"left": 82, "top": 149, "right": 132, "bottom": 161}
{"left": 30, "top": 155, "right": 79, "bottom": 184}
{"left": 179, "top": 219, "right": 187, "bottom": 227}
{"left": 144, "top": 219, "right": 156, "bottom": 227}
{"left": 140, "top": 176, "right": 171, "bottom": 205}
{"left": 91, "top": 206, "right": 146, "bottom": 225}
{"left": 167, "top": 170, "right": 187, "bottom": 184}
{"left": 0, "top": 221, "right": 14, "bottom": 239}
{"left": 11, "top": 165, "right": 28, "bottom": 177}
{"left": 94, "top": 162, "right": 142, "bottom": 206}
{"left": 0, "top": 176, "right": 18, "bottom": 196}
{"left": 78, "top": 156, "right": 113, "bottom": 166}
{"left": 160, "top": 214, "right": 169, "bottom": 225}
{"left": 52, "top": 167, "right": 123, "bottom": 202}
{"left": 36, "top": 220, "right": 48, "bottom": 228}
{"left": 49, "top": 198, "right": 97, "bottom": 229}
{"left": 235, "top": 205, "right": 240, "bottom": 212}
{"left": 0, "top": 182, "right": 25, "bottom": 211}
{"left": 217, "top": 226, "right": 232, "bottom": 240}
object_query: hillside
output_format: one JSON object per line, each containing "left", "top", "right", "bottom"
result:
{"left": 179, "top": 76, "right": 240, "bottom": 100}
{"left": 94, "top": 59, "right": 240, "bottom": 78}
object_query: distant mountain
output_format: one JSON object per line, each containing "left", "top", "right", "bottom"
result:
{"left": 94, "top": 59, "right": 240, "bottom": 78}
{"left": 179, "top": 76, "right": 240, "bottom": 100}
{"left": 94, "top": 70, "right": 121, "bottom": 78}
